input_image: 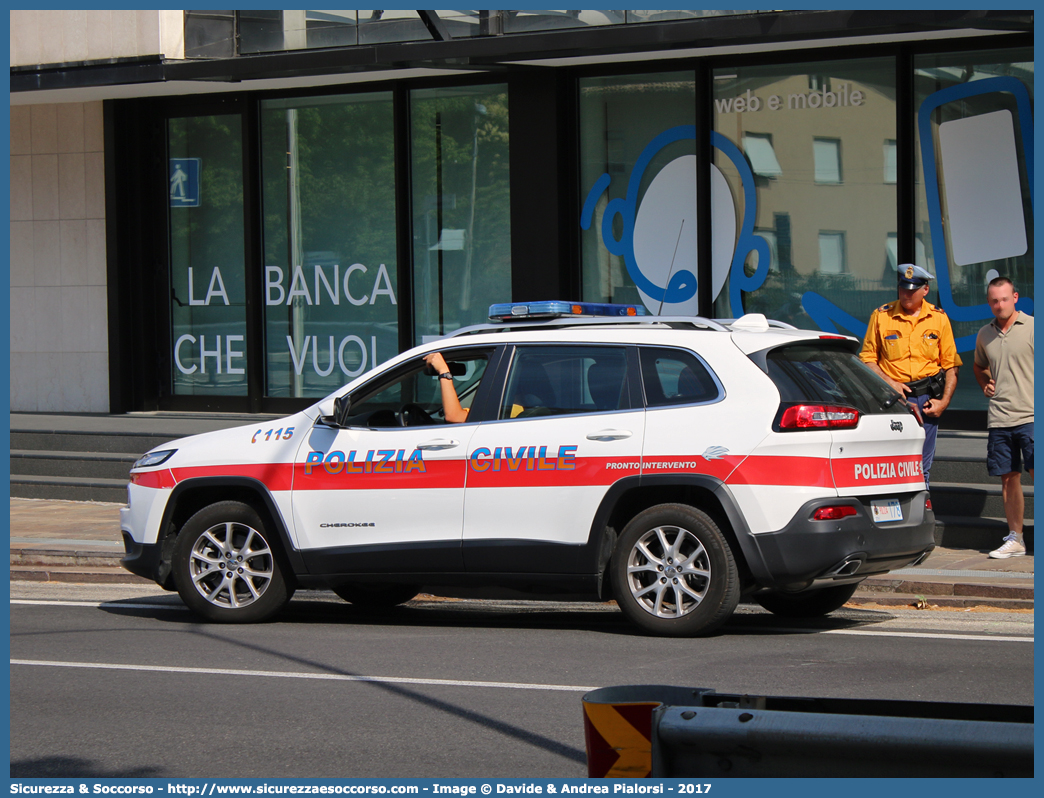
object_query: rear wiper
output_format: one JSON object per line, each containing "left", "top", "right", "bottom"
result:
{"left": 881, "top": 393, "right": 904, "bottom": 410}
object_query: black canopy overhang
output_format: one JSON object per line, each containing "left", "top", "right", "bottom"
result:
{"left": 10, "top": 9, "right": 1033, "bottom": 94}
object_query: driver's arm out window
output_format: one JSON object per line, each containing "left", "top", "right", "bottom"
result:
{"left": 343, "top": 352, "right": 490, "bottom": 427}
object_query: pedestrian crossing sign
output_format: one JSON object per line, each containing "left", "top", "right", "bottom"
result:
{"left": 169, "top": 158, "right": 201, "bottom": 208}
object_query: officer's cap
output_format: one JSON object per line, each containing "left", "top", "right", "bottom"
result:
{"left": 897, "top": 263, "right": 934, "bottom": 290}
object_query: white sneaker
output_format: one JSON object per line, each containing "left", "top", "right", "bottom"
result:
{"left": 989, "top": 534, "right": 1026, "bottom": 559}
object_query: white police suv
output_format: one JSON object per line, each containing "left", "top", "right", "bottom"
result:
{"left": 121, "top": 302, "right": 935, "bottom": 636}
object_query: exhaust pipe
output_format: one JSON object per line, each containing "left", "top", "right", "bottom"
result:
{"left": 833, "top": 558, "right": 863, "bottom": 576}
{"left": 819, "top": 557, "right": 864, "bottom": 579}
{"left": 908, "top": 550, "right": 932, "bottom": 568}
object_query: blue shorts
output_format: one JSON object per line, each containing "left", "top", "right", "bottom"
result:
{"left": 987, "top": 423, "right": 1034, "bottom": 476}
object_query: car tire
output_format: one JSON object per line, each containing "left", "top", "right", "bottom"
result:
{"left": 172, "top": 501, "right": 293, "bottom": 623}
{"left": 611, "top": 503, "right": 739, "bottom": 637}
{"left": 332, "top": 583, "right": 419, "bottom": 608}
{"left": 753, "top": 583, "right": 859, "bottom": 618}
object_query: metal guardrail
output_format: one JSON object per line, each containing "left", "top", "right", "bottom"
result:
{"left": 583, "top": 685, "right": 1033, "bottom": 778}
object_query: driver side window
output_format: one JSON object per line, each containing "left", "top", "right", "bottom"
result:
{"left": 343, "top": 351, "right": 490, "bottom": 428}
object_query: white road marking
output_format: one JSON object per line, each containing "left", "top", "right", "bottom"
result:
{"left": 9, "top": 659, "right": 598, "bottom": 693}
{"left": 11, "top": 599, "right": 186, "bottom": 611}
{"left": 785, "top": 627, "right": 1032, "bottom": 643}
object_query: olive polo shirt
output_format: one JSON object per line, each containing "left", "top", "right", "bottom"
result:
{"left": 974, "top": 311, "right": 1034, "bottom": 428}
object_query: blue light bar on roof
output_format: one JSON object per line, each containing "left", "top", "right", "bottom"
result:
{"left": 488, "top": 301, "right": 648, "bottom": 321}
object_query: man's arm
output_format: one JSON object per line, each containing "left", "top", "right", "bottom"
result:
{"left": 973, "top": 362, "right": 995, "bottom": 397}
{"left": 423, "top": 352, "right": 470, "bottom": 423}
{"left": 865, "top": 360, "right": 910, "bottom": 396}
{"left": 923, "top": 315, "right": 962, "bottom": 417}
{"left": 923, "top": 366, "right": 958, "bottom": 417}
{"left": 972, "top": 331, "right": 995, "bottom": 397}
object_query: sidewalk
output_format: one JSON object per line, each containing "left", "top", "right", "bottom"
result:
{"left": 7, "top": 497, "right": 1034, "bottom": 610}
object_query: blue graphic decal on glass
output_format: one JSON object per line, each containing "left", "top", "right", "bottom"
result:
{"left": 580, "top": 125, "right": 770, "bottom": 314}
{"left": 917, "top": 75, "right": 1033, "bottom": 332}
{"left": 169, "top": 158, "right": 201, "bottom": 208}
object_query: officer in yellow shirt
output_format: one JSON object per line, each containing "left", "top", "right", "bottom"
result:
{"left": 859, "top": 263, "right": 961, "bottom": 486}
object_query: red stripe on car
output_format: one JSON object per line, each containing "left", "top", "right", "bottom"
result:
{"left": 292, "top": 458, "right": 466, "bottom": 490}
{"left": 171, "top": 463, "right": 295, "bottom": 491}
{"left": 832, "top": 455, "right": 925, "bottom": 488}
{"left": 144, "top": 454, "right": 923, "bottom": 493}
{"left": 130, "top": 469, "right": 176, "bottom": 489}
{"left": 725, "top": 455, "right": 834, "bottom": 488}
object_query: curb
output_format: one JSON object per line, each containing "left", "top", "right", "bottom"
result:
{"left": 848, "top": 593, "right": 1033, "bottom": 611}
{"left": 10, "top": 566, "right": 153, "bottom": 585}
{"left": 858, "top": 575, "right": 1032, "bottom": 601}
{"left": 12, "top": 548, "right": 124, "bottom": 568}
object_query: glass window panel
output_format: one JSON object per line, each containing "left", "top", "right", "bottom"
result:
{"left": 357, "top": 10, "right": 430, "bottom": 44}
{"left": 639, "top": 347, "right": 721, "bottom": 407}
{"left": 239, "top": 10, "right": 505, "bottom": 50}
{"left": 168, "top": 114, "right": 248, "bottom": 396}
{"left": 712, "top": 58, "right": 896, "bottom": 327}
{"left": 818, "top": 231, "right": 846, "bottom": 274}
{"left": 578, "top": 71, "right": 697, "bottom": 315}
{"left": 183, "top": 11, "right": 236, "bottom": 58}
{"left": 766, "top": 343, "right": 898, "bottom": 416}
{"left": 260, "top": 92, "right": 397, "bottom": 398}
{"left": 344, "top": 350, "right": 491, "bottom": 428}
{"left": 430, "top": 10, "right": 493, "bottom": 38}
{"left": 624, "top": 10, "right": 760, "bottom": 23}
{"left": 410, "top": 85, "right": 511, "bottom": 343}
{"left": 813, "top": 138, "right": 842, "bottom": 183}
{"left": 239, "top": 10, "right": 291, "bottom": 54}
{"left": 914, "top": 47, "right": 1033, "bottom": 412}
{"left": 502, "top": 10, "right": 624, "bottom": 33}
{"left": 500, "top": 345, "right": 631, "bottom": 419}
{"left": 883, "top": 139, "right": 897, "bottom": 183}
{"left": 305, "top": 11, "right": 359, "bottom": 49}
{"left": 915, "top": 234, "right": 928, "bottom": 266}
{"left": 756, "top": 229, "right": 779, "bottom": 272}
{"left": 743, "top": 133, "right": 783, "bottom": 177}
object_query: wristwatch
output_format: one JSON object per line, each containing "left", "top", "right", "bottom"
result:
{"left": 439, "top": 372, "right": 453, "bottom": 381}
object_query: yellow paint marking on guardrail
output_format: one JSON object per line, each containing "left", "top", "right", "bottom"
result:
{"left": 582, "top": 701, "right": 658, "bottom": 778}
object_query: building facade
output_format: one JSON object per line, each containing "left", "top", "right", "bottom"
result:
{"left": 9, "top": 10, "right": 1034, "bottom": 424}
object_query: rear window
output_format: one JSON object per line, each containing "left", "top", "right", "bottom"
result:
{"left": 763, "top": 343, "right": 901, "bottom": 416}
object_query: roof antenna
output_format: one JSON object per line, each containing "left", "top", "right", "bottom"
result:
{"left": 657, "top": 219, "right": 686, "bottom": 316}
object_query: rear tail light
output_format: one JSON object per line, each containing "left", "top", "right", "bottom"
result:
{"left": 813, "top": 505, "right": 859, "bottom": 521}
{"left": 909, "top": 402, "right": 924, "bottom": 426}
{"left": 778, "top": 404, "right": 860, "bottom": 430}
{"left": 925, "top": 497, "right": 933, "bottom": 511}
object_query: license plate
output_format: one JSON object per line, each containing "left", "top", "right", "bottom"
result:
{"left": 871, "top": 499, "right": 903, "bottom": 523}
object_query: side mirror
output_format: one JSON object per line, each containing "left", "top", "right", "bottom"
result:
{"left": 319, "top": 394, "right": 350, "bottom": 427}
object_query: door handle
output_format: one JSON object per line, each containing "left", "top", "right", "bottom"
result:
{"left": 586, "top": 429, "right": 632, "bottom": 441}
{"left": 417, "top": 439, "right": 460, "bottom": 450}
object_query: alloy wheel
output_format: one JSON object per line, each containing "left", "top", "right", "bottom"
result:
{"left": 188, "top": 521, "right": 275, "bottom": 609}
{"left": 625, "top": 524, "right": 711, "bottom": 618}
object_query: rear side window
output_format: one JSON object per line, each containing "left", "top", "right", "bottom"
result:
{"left": 639, "top": 347, "right": 721, "bottom": 408}
{"left": 764, "top": 343, "right": 898, "bottom": 415}
{"left": 499, "top": 345, "right": 632, "bottom": 420}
